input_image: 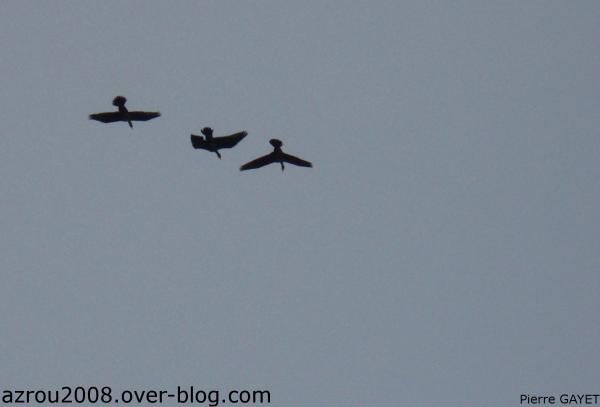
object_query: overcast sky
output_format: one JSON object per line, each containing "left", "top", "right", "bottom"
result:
{"left": 1, "top": 2, "right": 599, "bottom": 406}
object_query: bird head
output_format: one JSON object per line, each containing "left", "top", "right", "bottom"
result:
{"left": 269, "top": 139, "right": 283, "bottom": 148}
{"left": 112, "top": 96, "right": 127, "bottom": 107}
{"left": 201, "top": 127, "right": 214, "bottom": 137}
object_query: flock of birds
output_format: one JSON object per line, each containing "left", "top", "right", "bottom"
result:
{"left": 89, "top": 96, "right": 313, "bottom": 172}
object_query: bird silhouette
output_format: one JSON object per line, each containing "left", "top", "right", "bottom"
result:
{"left": 190, "top": 127, "right": 248, "bottom": 159}
{"left": 240, "top": 139, "right": 312, "bottom": 171}
{"left": 89, "top": 96, "right": 160, "bottom": 128}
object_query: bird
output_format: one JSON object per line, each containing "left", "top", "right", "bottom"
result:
{"left": 89, "top": 96, "right": 160, "bottom": 128}
{"left": 190, "top": 127, "right": 248, "bottom": 159}
{"left": 240, "top": 139, "right": 312, "bottom": 171}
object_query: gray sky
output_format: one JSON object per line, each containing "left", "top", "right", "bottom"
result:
{"left": 1, "top": 1, "right": 599, "bottom": 406}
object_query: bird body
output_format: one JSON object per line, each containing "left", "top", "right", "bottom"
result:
{"left": 240, "top": 139, "right": 312, "bottom": 171}
{"left": 190, "top": 127, "right": 248, "bottom": 159}
{"left": 89, "top": 96, "right": 160, "bottom": 128}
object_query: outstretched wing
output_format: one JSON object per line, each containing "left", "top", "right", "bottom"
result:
{"left": 128, "top": 111, "right": 161, "bottom": 122}
{"left": 89, "top": 112, "right": 124, "bottom": 123}
{"left": 190, "top": 134, "right": 209, "bottom": 150}
{"left": 240, "top": 152, "right": 276, "bottom": 171}
{"left": 214, "top": 131, "right": 248, "bottom": 149}
{"left": 282, "top": 153, "right": 312, "bottom": 168}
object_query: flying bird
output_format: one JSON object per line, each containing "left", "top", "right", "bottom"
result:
{"left": 190, "top": 127, "right": 248, "bottom": 159}
{"left": 89, "top": 96, "right": 160, "bottom": 128}
{"left": 240, "top": 139, "right": 312, "bottom": 171}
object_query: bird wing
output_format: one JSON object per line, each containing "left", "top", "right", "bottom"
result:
{"left": 127, "top": 111, "right": 161, "bottom": 121}
{"left": 89, "top": 112, "right": 123, "bottom": 123}
{"left": 214, "top": 131, "right": 248, "bottom": 149}
{"left": 190, "top": 134, "right": 209, "bottom": 150}
{"left": 240, "top": 152, "right": 277, "bottom": 171}
{"left": 282, "top": 153, "right": 312, "bottom": 168}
